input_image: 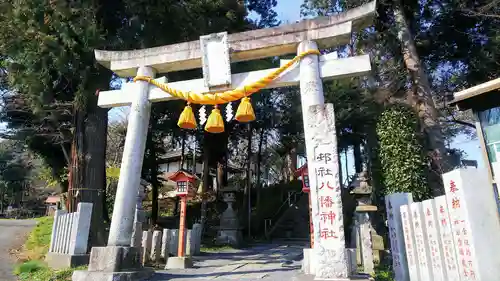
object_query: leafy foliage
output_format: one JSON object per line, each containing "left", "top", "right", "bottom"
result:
{"left": 376, "top": 104, "right": 431, "bottom": 200}
{"left": 372, "top": 264, "right": 395, "bottom": 281}
{"left": 0, "top": 140, "right": 33, "bottom": 210}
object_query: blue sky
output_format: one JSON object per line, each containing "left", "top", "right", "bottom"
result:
{"left": 275, "top": 0, "right": 303, "bottom": 23}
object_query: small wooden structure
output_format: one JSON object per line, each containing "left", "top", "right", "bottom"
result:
{"left": 449, "top": 77, "right": 500, "bottom": 203}
{"left": 45, "top": 195, "right": 61, "bottom": 216}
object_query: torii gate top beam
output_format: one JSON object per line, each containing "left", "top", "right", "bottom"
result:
{"left": 94, "top": 1, "right": 376, "bottom": 77}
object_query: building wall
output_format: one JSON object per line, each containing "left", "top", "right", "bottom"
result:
{"left": 159, "top": 161, "right": 203, "bottom": 174}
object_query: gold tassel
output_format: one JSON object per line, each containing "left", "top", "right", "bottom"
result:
{"left": 235, "top": 97, "right": 256, "bottom": 122}
{"left": 177, "top": 104, "right": 197, "bottom": 130}
{"left": 204, "top": 105, "right": 225, "bottom": 133}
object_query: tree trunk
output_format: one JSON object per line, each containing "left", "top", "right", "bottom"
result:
{"left": 145, "top": 128, "right": 159, "bottom": 227}
{"left": 102, "top": 181, "right": 111, "bottom": 224}
{"left": 143, "top": 107, "right": 162, "bottom": 228}
{"left": 344, "top": 149, "right": 349, "bottom": 183}
{"left": 338, "top": 151, "right": 343, "bottom": 188}
{"left": 256, "top": 128, "right": 264, "bottom": 210}
{"left": 68, "top": 108, "right": 84, "bottom": 213}
{"left": 288, "top": 147, "right": 297, "bottom": 181}
{"left": 244, "top": 123, "right": 252, "bottom": 237}
{"left": 82, "top": 105, "right": 108, "bottom": 246}
{"left": 353, "top": 143, "right": 362, "bottom": 174}
{"left": 180, "top": 132, "right": 186, "bottom": 169}
{"left": 0, "top": 190, "right": 4, "bottom": 214}
{"left": 200, "top": 137, "right": 210, "bottom": 231}
{"left": 393, "top": 1, "right": 448, "bottom": 195}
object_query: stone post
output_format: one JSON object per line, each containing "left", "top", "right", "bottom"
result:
{"left": 69, "top": 203, "right": 93, "bottom": 255}
{"left": 185, "top": 230, "right": 193, "bottom": 256}
{"left": 49, "top": 210, "right": 66, "bottom": 253}
{"left": 385, "top": 193, "right": 413, "bottom": 281}
{"left": 192, "top": 223, "right": 202, "bottom": 255}
{"left": 131, "top": 185, "right": 145, "bottom": 248}
{"left": 142, "top": 230, "right": 152, "bottom": 265}
{"left": 150, "top": 230, "right": 162, "bottom": 263}
{"left": 357, "top": 212, "right": 374, "bottom": 274}
{"left": 108, "top": 66, "right": 155, "bottom": 247}
{"left": 161, "top": 229, "right": 171, "bottom": 260}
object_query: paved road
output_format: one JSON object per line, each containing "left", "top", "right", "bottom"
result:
{"left": 150, "top": 244, "right": 313, "bottom": 281}
{"left": 0, "top": 219, "right": 37, "bottom": 281}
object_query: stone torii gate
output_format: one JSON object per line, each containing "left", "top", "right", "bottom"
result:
{"left": 73, "top": 2, "right": 376, "bottom": 281}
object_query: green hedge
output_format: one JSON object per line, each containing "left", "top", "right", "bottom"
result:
{"left": 376, "top": 104, "right": 431, "bottom": 200}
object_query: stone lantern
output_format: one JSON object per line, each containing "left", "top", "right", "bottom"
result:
{"left": 349, "top": 169, "right": 378, "bottom": 274}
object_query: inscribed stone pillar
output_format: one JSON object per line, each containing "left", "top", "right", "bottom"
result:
{"left": 185, "top": 230, "right": 193, "bottom": 256}
{"left": 108, "top": 66, "right": 155, "bottom": 247}
{"left": 161, "top": 229, "right": 171, "bottom": 259}
{"left": 421, "top": 199, "right": 447, "bottom": 281}
{"left": 443, "top": 168, "right": 500, "bottom": 281}
{"left": 305, "top": 103, "right": 349, "bottom": 279}
{"left": 433, "top": 195, "right": 460, "bottom": 280}
{"left": 142, "top": 230, "right": 152, "bottom": 265}
{"left": 150, "top": 230, "right": 162, "bottom": 263}
{"left": 192, "top": 223, "right": 202, "bottom": 255}
{"left": 169, "top": 229, "right": 179, "bottom": 255}
{"left": 400, "top": 205, "right": 420, "bottom": 281}
{"left": 385, "top": 193, "right": 413, "bottom": 281}
{"left": 409, "top": 202, "right": 433, "bottom": 281}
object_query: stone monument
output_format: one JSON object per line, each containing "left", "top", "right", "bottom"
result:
{"left": 385, "top": 193, "right": 413, "bottom": 281}
{"left": 443, "top": 167, "right": 500, "bottom": 280}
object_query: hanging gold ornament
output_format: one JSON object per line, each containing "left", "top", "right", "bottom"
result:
{"left": 177, "top": 104, "right": 197, "bottom": 130}
{"left": 204, "top": 105, "right": 225, "bottom": 133}
{"left": 235, "top": 97, "right": 256, "bottom": 122}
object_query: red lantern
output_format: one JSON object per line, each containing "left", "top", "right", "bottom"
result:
{"left": 168, "top": 170, "right": 197, "bottom": 198}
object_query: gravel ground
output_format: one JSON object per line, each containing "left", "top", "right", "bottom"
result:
{"left": 0, "top": 219, "right": 37, "bottom": 281}
{"left": 149, "top": 244, "right": 314, "bottom": 281}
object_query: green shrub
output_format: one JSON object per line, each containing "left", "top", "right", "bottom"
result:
{"left": 13, "top": 260, "right": 47, "bottom": 275}
{"left": 15, "top": 262, "right": 87, "bottom": 281}
{"left": 376, "top": 104, "right": 431, "bottom": 200}
{"left": 372, "top": 265, "right": 395, "bottom": 281}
